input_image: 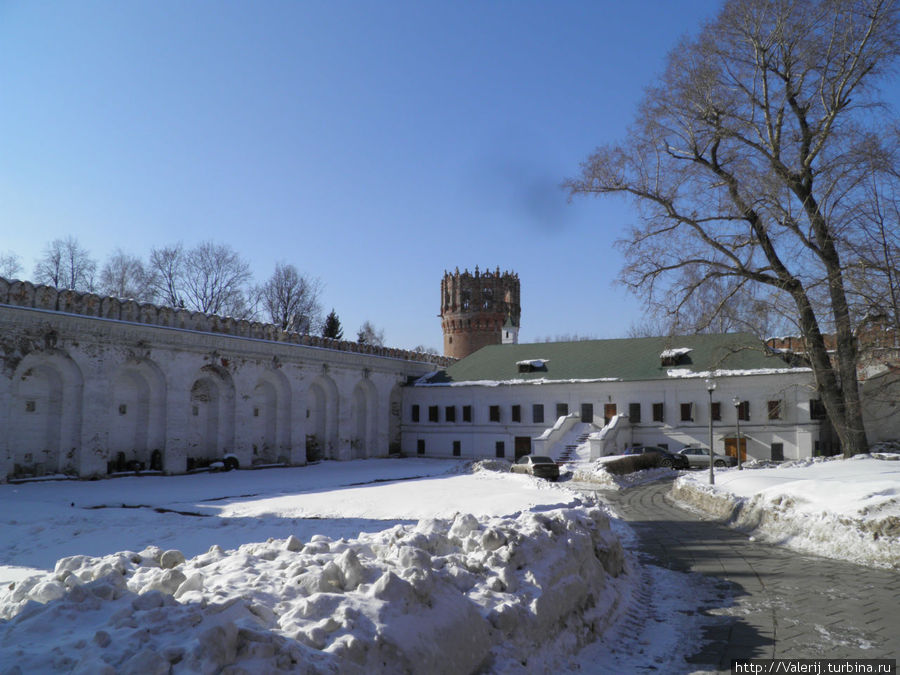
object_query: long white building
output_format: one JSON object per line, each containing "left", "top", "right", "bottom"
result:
{"left": 402, "top": 334, "right": 831, "bottom": 463}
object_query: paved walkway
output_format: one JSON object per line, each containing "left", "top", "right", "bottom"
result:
{"left": 582, "top": 478, "right": 899, "bottom": 672}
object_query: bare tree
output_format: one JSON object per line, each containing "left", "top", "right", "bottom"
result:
{"left": 0, "top": 251, "right": 22, "bottom": 278}
{"left": 566, "top": 0, "right": 900, "bottom": 456}
{"left": 98, "top": 249, "right": 155, "bottom": 301}
{"left": 357, "top": 320, "right": 385, "bottom": 347}
{"left": 33, "top": 236, "right": 97, "bottom": 291}
{"left": 181, "top": 241, "right": 252, "bottom": 316}
{"left": 260, "top": 262, "right": 323, "bottom": 332}
{"left": 148, "top": 244, "right": 185, "bottom": 307}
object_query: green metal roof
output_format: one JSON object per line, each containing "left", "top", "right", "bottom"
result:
{"left": 421, "top": 333, "right": 807, "bottom": 385}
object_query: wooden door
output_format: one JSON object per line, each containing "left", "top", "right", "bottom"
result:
{"left": 604, "top": 403, "right": 617, "bottom": 425}
{"left": 724, "top": 437, "right": 747, "bottom": 462}
{"left": 514, "top": 436, "right": 531, "bottom": 459}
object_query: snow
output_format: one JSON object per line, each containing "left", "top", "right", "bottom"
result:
{"left": 417, "top": 377, "right": 622, "bottom": 387}
{"left": 665, "top": 366, "right": 812, "bottom": 378}
{"left": 673, "top": 454, "right": 900, "bottom": 568}
{"left": 515, "top": 358, "right": 549, "bottom": 368}
{"left": 659, "top": 347, "right": 692, "bottom": 359}
{"left": 0, "top": 458, "right": 684, "bottom": 673}
{"left": 2, "top": 453, "right": 896, "bottom": 672}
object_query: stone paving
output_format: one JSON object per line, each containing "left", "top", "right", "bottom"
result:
{"left": 583, "top": 478, "right": 899, "bottom": 673}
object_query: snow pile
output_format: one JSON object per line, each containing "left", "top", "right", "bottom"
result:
{"left": 0, "top": 503, "right": 626, "bottom": 674}
{"left": 672, "top": 454, "right": 900, "bottom": 568}
{"left": 571, "top": 459, "right": 677, "bottom": 490}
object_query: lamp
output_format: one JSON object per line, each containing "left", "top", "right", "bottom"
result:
{"left": 706, "top": 379, "right": 716, "bottom": 485}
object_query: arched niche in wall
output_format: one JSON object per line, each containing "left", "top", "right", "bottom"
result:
{"left": 108, "top": 359, "right": 167, "bottom": 472}
{"left": 187, "top": 365, "right": 235, "bottom": 464}
{"left": 306, "top": 373, "right": 338, "bottom": 461}
{"left": 351, "top": 377, "right": 378, "bottom": 460}
{"left": 9, "top": 352, "right": 83, "bottom": 478}
{"left": 250, "top": 368, "right": 292, "bottom": 465}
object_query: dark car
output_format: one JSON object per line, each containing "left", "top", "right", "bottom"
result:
{"left": 678, "top": 446, "right": 738, "bottom": 468}
{"left": 510, "top": 455, "right": 560, "bottom": 481}
{"left": 624, "top": 445, "right": 690, "bottom": 469}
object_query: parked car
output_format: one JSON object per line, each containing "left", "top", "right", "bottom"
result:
{"left": 624, "top": 445, "right": 690, "bottom": 469}
{"left": 510, "top": 455, "right": 560, "bottom": 481}
{"left": 678, "top": 446, "right": 738, "bottom": 468}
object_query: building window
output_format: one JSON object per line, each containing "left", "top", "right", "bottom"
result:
{"left": 445, "top": 406, "right": 456, "bottom": 423}
{"left": 417, "top": 439, "right": 425, "bottom": 455}
{"left": 252, "top": 407, "right": 259, "bottom": 418}
{"left": 767, "top": 400, "right": 782, "bottom": 420}
{"left": 628, "top": 402, "right": 641, "bottom": 423}
{"left": 532, "top": 404, "right": 544, "bottom": 424}
{"left": 453, "top": 440, "right": 461, "bottom": 457}
{"left": 809, "top": 399, "right": 827, "bottom": 420}
{"left": 25, "top": 400, "right": 36, "bottom": 413}
{"left": 489, "top": 405, "right": 501, "bottom": 422}
{"left": 192, "top": 405, "right": 199, "bottom": 417}
{"left": 495, "top": 441, "right": 505, "bottom": 458}
{"left": 411, "top": 405, "right": 420, "bottom": 422}
{"left": 737, "top": 400, "right": 750, "bottom": 421}
{"left": 711, "top": 402, "right": 721, "bottom": 421}
{"left": 462, "top": 405, "right": 472, "bottom": 422}
{"left": 652, "top": 402, "right": 664, "bottom": 423}
{"left": 511, "top": 405, "right": 521, "bottom": 422}
{"left": 771, "top": 442, "right": 784, "bottom": 461}
{"left": 428, "top": 405, "right": 439, "bottom": 422}
{"left": 680, "top": 403, "right": 694, "bottom": 422}
{"left": 556, "top": 403, "right": 568, "bottom": 418}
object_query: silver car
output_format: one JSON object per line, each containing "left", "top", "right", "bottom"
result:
{"left": 678, "top": 446, "right": 738, "bottom": 468}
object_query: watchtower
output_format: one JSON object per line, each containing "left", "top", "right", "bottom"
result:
{"left": 440, "top": 267, "right": 520, "bottom": 359}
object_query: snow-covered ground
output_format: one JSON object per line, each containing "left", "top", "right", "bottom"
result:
{"left": 672, "top": 453, "right": 900, "bottom": 569}
{"left": 0, "top": 458, "right": 714, "bottom": 673}
{"left": 5, "top": 453, "right": 895, "bottom": 672}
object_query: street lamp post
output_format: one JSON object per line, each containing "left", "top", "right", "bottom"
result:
{"left": 732, "top": 396, "right": 743, "bottom": 471}
{"left": 706, "top": 379, "right": 716, "bottom": 485}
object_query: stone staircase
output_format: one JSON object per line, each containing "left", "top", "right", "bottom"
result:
{"left": 556, "top": 430, "right": 592, "bottom": 464}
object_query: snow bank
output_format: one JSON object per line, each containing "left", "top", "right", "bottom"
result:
{"left": 571, "top": 459, "right": 678, "bottom": 490}
{"left": 672, "top": 455, "right": 900, "bottom": 569}
{"left": 0, "top": 503, "right": 626, "bottom": 674}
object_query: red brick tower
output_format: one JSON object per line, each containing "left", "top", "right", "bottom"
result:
{"left": 440, "top": 267, "right": 520, "bottom": 359}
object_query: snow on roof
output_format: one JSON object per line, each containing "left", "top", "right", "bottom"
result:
{"left": 666, "top": 366, "right": 812, "bottom": 378}
{"left": 659, "top": 347, "right": 693, "bottom": 359}
{"left": 417, "top": 377, "right": 622, "bottom": 387}
{"left": 516, "top": 358, "right": 549, "bottom": 368}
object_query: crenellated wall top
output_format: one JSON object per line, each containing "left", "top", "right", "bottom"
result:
{"left": 0, "top": 277, "right": 455, "bottom": 368}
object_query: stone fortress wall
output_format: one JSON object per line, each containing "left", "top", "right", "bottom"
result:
{"left": 0, "top": 277, "right": 450, "bottom": 482}
{"left": 0, "top": 277, "right": 453, "bottom": 367}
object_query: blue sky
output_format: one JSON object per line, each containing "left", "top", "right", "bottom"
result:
{"left": 1, "top": 1, "right": 725, "bottom": 350}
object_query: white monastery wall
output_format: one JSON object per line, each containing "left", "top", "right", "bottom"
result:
{"left": 0, "top": 279, "right": 447, "bottom": 481}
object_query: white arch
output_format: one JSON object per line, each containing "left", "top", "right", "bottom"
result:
{"left": 109, "top": 359, "right": 166, "bottom": 471}
{"left": 351, "top": 378, "right": 378, "bottom": 459}
{"left": 307, "top": 374, "right": 339, "bottom": 460}
{"left": 9, "top": 352, "right": 83, "bottom": 477}
{"left": 188, "top": 365, "right": 235, "bottom": 464}
{"left": 250, "top": 368, "right": 291, "bottom": 464}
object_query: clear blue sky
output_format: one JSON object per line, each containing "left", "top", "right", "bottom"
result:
{"left": 1, "top": 0, "right": 725, "bottom": 350}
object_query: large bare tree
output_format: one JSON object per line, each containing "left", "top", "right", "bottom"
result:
{"left": 33, "top": 236, "right": 97, "bottom": 291}
{"left": 0, "top": 251, "right": 22, "bottom": 279}
{"left": 181, "top": 241, "right": 252, "bottom": 316}
{"left": 98, "top": 249, "right": 155, "bottom": 301}
{"left": 148, "top": 244, "right": 185, "bottom": 307}
{"left": 259, "top": 262, "right": 323, "bottom": 333}
{"left": 567, "top": 0, "right": 900, "bottom": 456}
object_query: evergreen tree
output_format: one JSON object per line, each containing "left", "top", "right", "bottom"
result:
{"left": 322, "top": 309, "right": 343, "bottom": 340}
